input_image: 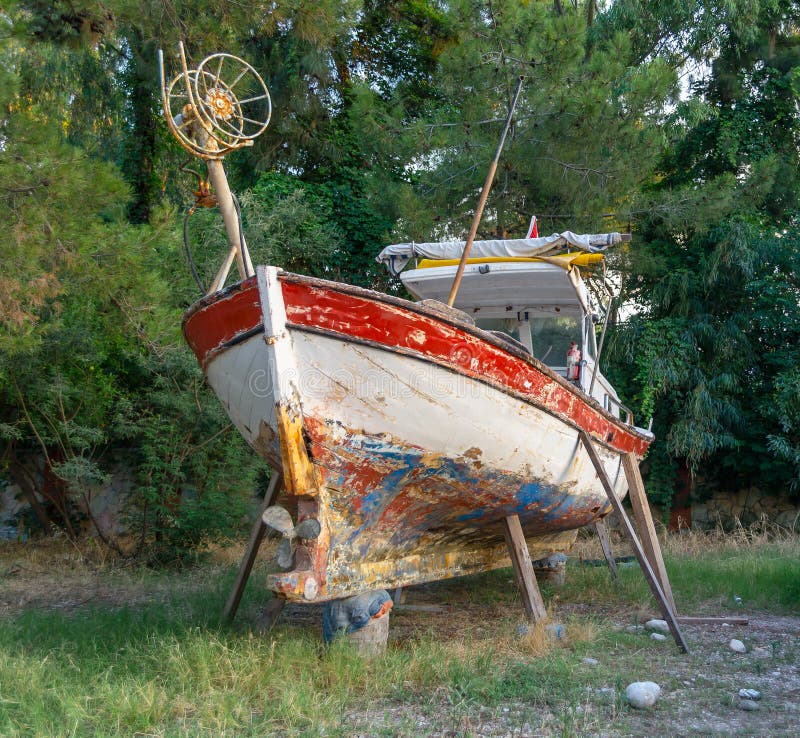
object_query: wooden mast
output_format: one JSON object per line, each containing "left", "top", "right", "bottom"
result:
{"left": 446, "top": 76, "right": 525, "bottom": 307}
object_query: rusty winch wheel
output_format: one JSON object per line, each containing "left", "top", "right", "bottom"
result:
{"left": 159, "top": 45, "right": 271, "bottom": 160}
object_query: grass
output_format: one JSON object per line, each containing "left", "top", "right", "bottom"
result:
{"left": 560, "top": 519, "right": 800, "bottom": 614}
{"left": 0, "top": 523, "right": 799, "bottom": 737}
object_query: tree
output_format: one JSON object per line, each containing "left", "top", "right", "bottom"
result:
{"left": 605, "top": 0, "right": 800, "bottom": 507}
{"left": 1, "top": 4, "right": 266, "bottom": 552}
{"left": 379, "top": 0, "right": 677, "bottom": 242}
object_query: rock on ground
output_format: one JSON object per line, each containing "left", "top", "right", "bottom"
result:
{"left": 625, "top": 681, "right": 662, "bottom": 709}
{"left": 646, "top": 619, "right": 670, "bottom": 633}
{"left": 729, "top": 638, "right": 747, "bottom": 653}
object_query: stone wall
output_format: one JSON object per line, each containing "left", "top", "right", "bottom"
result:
{"left": 692, "top": 488, "right": 800, "bottom": 530}
{"left": 0, "top": 452, "right": 135, "bottom": 540}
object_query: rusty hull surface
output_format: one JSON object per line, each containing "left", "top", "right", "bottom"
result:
{"left": 263, "top": 416, "right": 609, "bottom": 602}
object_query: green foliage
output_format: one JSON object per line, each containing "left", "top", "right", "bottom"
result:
{"left": 768, "top": 365, "right": 800, "bottom": 493}
{"left": 4, "top": 0, "right": 800, "bottom": 548}
{"left": 384, "top": 0, "right": 678, "bottom": 240}
{"left": 0, "top": 9, "right": 264, "bottom": 553}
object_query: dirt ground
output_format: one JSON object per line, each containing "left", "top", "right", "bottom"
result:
{"left": 274, "top": 594, "right": 800, "bottom": 737}
{"left": 1, "top": 541, "right": 798, "bottom": 737}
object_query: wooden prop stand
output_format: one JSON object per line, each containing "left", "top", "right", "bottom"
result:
{"left": 593, "top": 520, "right": 619, "bottom": 581}
{"left": 578, "top": 431, "right": 689, "bottom": 653}
{"left": 502, "top": 514, "right": 547, "bottom": 622}
{"left": 447, "top": 76, "right": 525, "bottom": 307}
{"left": 223, "top": 471, "right": 284, "bottom": 622}
{"left": 622, "top": 452, "right": 676, "bottom": 611}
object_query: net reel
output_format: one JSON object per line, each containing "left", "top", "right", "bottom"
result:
{"left": 159, "top": 43, "right": 272, "bottom": 292}
{"left": 159, "top": 43, "right": 271, "bottom": 160}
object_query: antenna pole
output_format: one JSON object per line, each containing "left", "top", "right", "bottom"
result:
{"left": 446, "top": 76, "right": 524, "bottom": 307}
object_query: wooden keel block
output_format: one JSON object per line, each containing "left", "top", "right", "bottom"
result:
{"left": 502, "top": 514, "right": 547, "bottom": 623}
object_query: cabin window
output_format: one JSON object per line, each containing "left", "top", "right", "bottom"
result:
{"left": 529, "top": 315, "right": 581, "bottom": 366}
{"left": 474, "top": 318, "right": 522, "bottom": 342}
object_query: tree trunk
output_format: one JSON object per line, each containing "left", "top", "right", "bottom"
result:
{"left": 122, "top": 26, "right": 160, "bottom": 224}
{"left": 6, "top": 458, "right": 54, "bottom": 533}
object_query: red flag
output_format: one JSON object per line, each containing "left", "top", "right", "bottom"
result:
{"left": 527, "top": 215, "right": 538, "bottom": 238}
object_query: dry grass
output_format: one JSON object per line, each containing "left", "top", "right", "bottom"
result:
{"left": 665, "top": 514, "right": 800, "bottom": 557}
{"left": 570, "top": 514, "right": 800, "bottom": 561}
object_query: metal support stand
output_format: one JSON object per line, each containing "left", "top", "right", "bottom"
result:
{"left": 502, "top": 514, "right": 547, "bottom": 622}
{"left": 578, "top": 431, "right": 689, "bottom": 653}
{"left": 223, "top": 471, "right": 283, "bottom": 622}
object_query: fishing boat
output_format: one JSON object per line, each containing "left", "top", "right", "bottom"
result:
{"left": 163, "top": 47, "right": 653, "bottom": 604}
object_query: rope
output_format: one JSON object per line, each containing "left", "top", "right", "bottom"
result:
{"left": 183, "top": 206, "right": 207, "bottom": 295}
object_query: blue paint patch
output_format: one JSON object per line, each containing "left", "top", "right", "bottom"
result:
{"left": 318, "top": 428, "right": 604, "bottom": 557}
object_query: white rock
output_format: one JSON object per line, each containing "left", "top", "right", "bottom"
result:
{"left": 582, "top": 657, "right": 599, "bottom": 666}
{"left": 651, "top": 632, "right": 667, "bottom": 641}
{"left": 625, "top": 681, "right": 662, "bottom": 709}
{"left": 729, "top": 639, "right": 747, "bottom": 654}
{"left": 626, "top": 625, "right": 646, "bottom": 634}
{"left": 738, "top": 688, "right": 761, "bottom": 700}
{"left": 593, "top": 687, "right": 616, "bottom": 704}
{"left": 739, "top": 699, "right": 760, "bottom": 711}
{"left": 645, "top": 619, "right": 670, "bottom": 633}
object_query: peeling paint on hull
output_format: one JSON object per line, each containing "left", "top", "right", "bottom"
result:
{"left": 183, "top": 272, "right": 651, "bottom": 602}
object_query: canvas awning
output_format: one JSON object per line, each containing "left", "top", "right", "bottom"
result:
{"left": 376, "top": 231, "right": 626, "bottom": 275}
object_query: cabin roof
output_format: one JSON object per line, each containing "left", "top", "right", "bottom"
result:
{"left": 400, "top": 260, "right": 589, "bottom": 318}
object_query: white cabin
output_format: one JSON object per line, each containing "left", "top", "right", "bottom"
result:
{"left": 399, "top": 255, "right": 626, "bottom": 419}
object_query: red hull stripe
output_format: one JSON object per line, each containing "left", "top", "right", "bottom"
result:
{"left": 182, "top": 275, "right": 650, "bottom": 456}
{"left": 183, "top": 278, "right": 262, "bottom": 363}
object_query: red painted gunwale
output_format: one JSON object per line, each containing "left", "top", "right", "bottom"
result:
{"left": 182, "top": 273, "right": 651, "bottom": 457}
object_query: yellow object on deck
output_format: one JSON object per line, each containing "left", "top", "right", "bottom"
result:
{"left": 416, "top": 252, "right": 604, "bottom": 270}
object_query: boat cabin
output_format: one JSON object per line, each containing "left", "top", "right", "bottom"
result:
{"left": 398, "top": 253, "right": 627, "bottom": 419}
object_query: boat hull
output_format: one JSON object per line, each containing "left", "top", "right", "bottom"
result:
{"left": 183, "top": 269, "right": 651, "bottom": 601}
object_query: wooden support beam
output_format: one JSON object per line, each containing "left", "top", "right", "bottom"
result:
{"left": 677, "top": 616, "right": 749, "bottom": 626}
{"left": 254, "top": 596, "right": 286, "bottom": 632}
{"left": 622, "top": 452, "right": 676, "bottom": 613}
{"left": 392, "top": 587, "right": 407, "bottom": 606}
{"left": 594, "top": 520, "right": 619, "bottom": 581}
{"left": 502, "top": 514, "right": 547, "bottom": 622}
{"left": 223, "top": 471, "right": 283, "bottom": 622}
{"left": 578, "top": 431, "right": 689, "bottom": 653}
